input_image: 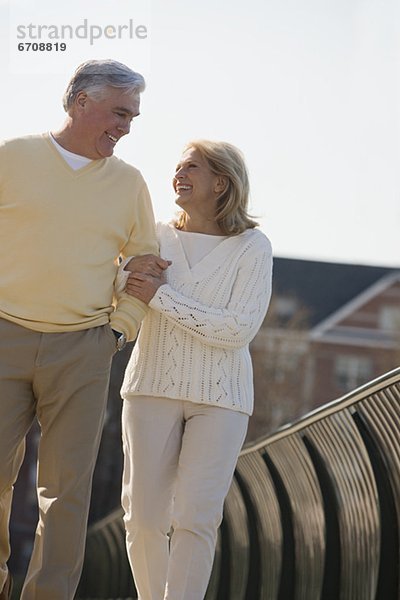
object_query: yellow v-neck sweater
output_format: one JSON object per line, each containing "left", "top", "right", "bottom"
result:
{"left": 0, "top": 133, "right": 158, "bottom": 340}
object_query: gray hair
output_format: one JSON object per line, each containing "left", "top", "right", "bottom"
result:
{"left": 62, "top": 59, "right": 145, "bottom": 112}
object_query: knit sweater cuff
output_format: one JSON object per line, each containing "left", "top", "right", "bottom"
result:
{"left": 110, "top": 296, "right": 148, "bottom": 341}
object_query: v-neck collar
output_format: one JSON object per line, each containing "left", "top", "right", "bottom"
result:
{"left": 43, "top": 132, "right": 108, "bottom": 178}
{"left": 160, "top": 222, "right": 251, "bottom": 282}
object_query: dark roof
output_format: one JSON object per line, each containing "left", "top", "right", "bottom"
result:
{"left": 272, "top": 257, "right": 399, "bottom": 327}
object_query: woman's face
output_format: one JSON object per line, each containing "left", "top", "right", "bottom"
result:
{"left": 173, "top": 148, "right": 222, "bottom": 219}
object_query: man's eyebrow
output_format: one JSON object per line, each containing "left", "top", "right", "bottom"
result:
{"left": 114, "top": 106, "right": 140, "bottom": 117}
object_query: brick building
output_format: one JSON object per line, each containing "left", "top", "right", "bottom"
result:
{"left": 248, "top": 258, "right": 400, "bottom": 440}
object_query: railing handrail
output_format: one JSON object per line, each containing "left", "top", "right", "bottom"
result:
{"left": 243, "top": 366, "right": 400, "bottom": 454}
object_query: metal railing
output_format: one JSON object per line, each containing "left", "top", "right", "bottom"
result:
{"left": 77, "top": 367, "right": 400, "bottom": 600}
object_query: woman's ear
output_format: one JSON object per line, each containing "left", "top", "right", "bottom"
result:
{"left": 214, "top": 176, "right": 228, "bottom": 194}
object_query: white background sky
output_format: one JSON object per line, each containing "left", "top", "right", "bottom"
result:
{"left": 1, "top": 0, "right": 399, "bottom": 267}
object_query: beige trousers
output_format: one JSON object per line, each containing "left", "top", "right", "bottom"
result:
{"left": 121, "top": 395, "right": 249, "bottom": 600}
{"left": 0, "top": 317, "right": 116, "bottom": 600}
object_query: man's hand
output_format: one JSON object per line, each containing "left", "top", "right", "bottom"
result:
{"left": 124, "top": 254, "right": 171, "bottom": 278}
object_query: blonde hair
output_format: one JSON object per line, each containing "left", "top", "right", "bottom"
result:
{"left": 175, "top": 140, "right": 258, "bottom": 235}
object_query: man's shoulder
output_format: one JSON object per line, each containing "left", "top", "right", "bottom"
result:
{"left": 0, "top": 133, "right": 47, "bottom": 154}
{"left": 108, "top": 154, "right": 144, "bottom": 181}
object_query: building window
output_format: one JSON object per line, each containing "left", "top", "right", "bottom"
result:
{"left": 379, "top": 306, "right": 400, "bottom": 331}
{"left": 334, "top": 355, "right": 373, "bottom": 391}
{"left": 273, "top": 296, "right": 299, "bottom": 326}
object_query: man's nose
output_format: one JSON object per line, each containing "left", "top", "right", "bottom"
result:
{"left": 118, "top": 120, "right": 131, "bottom": 135}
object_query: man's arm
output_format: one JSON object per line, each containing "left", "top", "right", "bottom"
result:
{"left": 110, "top": 180, "right": 159, "bottom": 341}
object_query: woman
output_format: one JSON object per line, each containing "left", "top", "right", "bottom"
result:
{"left": 118, "top": 140, "right": 273, "bottom": 599}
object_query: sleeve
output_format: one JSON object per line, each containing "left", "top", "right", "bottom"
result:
{"left": 148, "top": 237, "right": 273, "bottom": 349}
{"left": 114, "top": 256, "right": 131, "bottom": 296}
{"left": 0, "top": 141, "right": 7, "bottom": 197}
{"left": 110, "top": 179, "right": 159, "bottom": 341}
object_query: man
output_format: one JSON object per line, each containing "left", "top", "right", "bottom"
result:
{"left": 0, "top": 59, "right": 168, "bottom": 599}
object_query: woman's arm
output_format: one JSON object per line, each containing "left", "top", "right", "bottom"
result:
{"left": 127, "top": 238, "right": 273, "bottom": 350}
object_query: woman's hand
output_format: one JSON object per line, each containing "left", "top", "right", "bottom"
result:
{"left": 124, "top": 254, "right": 171, "bottom": 278}
{"left": 125, "top": 271, "right": 166, "bottom": 304}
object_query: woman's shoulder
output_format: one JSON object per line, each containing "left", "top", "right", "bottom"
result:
{"left": 156, "top": 221, "right": 176, "bottom": 237}
{"left": 239, "top": 227, "right": 272, "bottom": 255}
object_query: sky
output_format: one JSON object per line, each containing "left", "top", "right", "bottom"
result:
{"left": 1, "top": 0, "right": 399, "bottom": 267}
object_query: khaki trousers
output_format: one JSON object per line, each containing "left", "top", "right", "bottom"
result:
{"left": 0, "top": 317, "right": 116, "bottom": 600}
{"left": 121, "top": 395, "right": 248, "bottom": 600}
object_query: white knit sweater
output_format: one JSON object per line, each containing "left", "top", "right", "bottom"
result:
{"left": 120, "top": 222, "right": 273, "bottom": 415}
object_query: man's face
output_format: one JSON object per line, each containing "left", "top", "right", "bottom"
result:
{"left": 73, "top": 87, "right": 141, "bottom": 159}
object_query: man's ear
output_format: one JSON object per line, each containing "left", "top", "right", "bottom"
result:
{"left": 75, "top": 92, "right": 88, "bottom": 110}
